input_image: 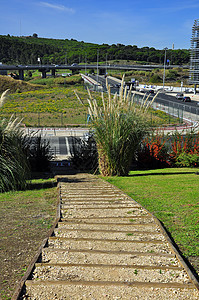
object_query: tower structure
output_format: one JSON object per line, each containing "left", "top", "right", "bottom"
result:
{"left": 189, "top": 19, "right": 199, "bottom": 92}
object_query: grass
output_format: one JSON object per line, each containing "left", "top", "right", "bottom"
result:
{"left": 0, "top": 74, "right": 181, "bottom": 127}
{"left": 103, "top": 168, "right": 199, "bottom": 274}
{"left": 0, "top": 178, "right": 57, "bottom": 300}
{"left": 0, "top": 85, "right": 89, "bottom": 126}
{"left": 0, "top": 75, "right": 44, "bottom": 94}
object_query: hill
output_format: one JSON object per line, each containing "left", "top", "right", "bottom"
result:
{"left": 0, "top": 75, "right": 45, "bottom": 94}
{"left": 0, "top": 35, "right": 190, "bottom": 66}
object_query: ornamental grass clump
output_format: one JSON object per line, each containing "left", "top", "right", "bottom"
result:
{"left": 0, "top": 115, "right": 30, "bottom": 192}
{"left": 84, "top": 76, "right": 156, "bottom": 176}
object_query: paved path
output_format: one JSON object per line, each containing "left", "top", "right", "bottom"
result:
{"left": 23, "top": 174, "right": 199, "bottom": 299}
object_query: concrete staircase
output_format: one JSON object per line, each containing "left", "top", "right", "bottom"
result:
{"left": 23, "top": 174, "right": 199, "bottom": 299}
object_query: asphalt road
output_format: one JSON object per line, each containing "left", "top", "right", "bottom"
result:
{"left": 89, "top": 74, "right": 199, "bottom": 116}
{"left": 156, "top": 93, "right": 199, "bottom": 115}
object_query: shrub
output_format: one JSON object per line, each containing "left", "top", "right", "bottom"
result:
{"left": 149, "top": 74, "right": 162, "bottom": 83}
{"left": 27, "top": 135, "right": 53, "bottom": 172}
{"left": 137, "top": 130, "right": 199, "bottom": 169}
{"left": 170, "top": 130, "right": 199, "bottom": 166}
{"left": 175, "top": 152, "right": 199, "bottom": 167}
{"left": 70, "top": 135, "right": 98, "bottom": 172}
{"left": 136, "top": 133, "right": 170, "bottom": 169}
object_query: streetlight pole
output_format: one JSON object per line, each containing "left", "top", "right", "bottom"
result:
{"left": 85, "top": 53, "right": 87, "bottom": 75}
{"left": 97, "top": 49, "right": 99, "bottom": 84}
{"left": 106, "top": 53, "right": 108, "bottom": 76}
{"left": 163, "top": 47, "right": 168, "bottom": 90}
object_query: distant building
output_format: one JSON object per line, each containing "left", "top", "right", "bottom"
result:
{"left": 189, "top": 19, "right": 199, "bottom": 92}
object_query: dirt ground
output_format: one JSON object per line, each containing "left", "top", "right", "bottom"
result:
{"left": 0, "top": 185, "right": 58, "bottom": 300}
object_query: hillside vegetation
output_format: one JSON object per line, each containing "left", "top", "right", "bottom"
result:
{"left": 0, "top": 35, "right": 189, "bottom": 65}
{"left": 0, "top": 75, "right": 44, "bottom": 94}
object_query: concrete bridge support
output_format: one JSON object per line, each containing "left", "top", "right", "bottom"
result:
{"left": 41, "top": 70, "right": 47, "bottom": 78}
{"left": 51, "top": 69, "right": 56, "bottom": 77}
{"left": 99, "top": 68, "right": 106, "bottom": 75}
{"left": 19, "top": 69, "right": 24, "bottom": 80}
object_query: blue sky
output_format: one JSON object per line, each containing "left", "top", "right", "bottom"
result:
{"left": 0, "top": 0, "right": 199, "bottom": 49}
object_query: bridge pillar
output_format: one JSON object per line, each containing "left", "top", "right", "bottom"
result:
{"left": 99, "top": 68, "right": 106, "bottom": 75}
{"left": 51, "top": 69, "right": 56, "bottom": 77}
{"left": 41, "top": 70, "right": 47, "bottom": 78}
{"left": 19, "top": 69, "right": 24, "bottom": 80}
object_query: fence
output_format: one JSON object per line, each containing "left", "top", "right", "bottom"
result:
{"left": 85, "top": 82, "right": 199, "bottom": 125}
{"left": 0, "top": 112, "right": 89, "bottom": 127}
{"left": 132, "top": 93, "right": 199, "bottom": 125}
{"left": 1, "top": 84, "right": 198, "bottom": 127}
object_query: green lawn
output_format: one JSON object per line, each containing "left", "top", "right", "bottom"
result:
{"left": 104, "top": 168, "right": 199, "bottom": 273}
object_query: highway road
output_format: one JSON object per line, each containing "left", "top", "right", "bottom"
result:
{"left": 156, "top": 93, "right": 199, "bottom": 116}
{"left": 0, "top": 63, "right": 189, "bottom": 72}
{"left": 89, "top": 74, "right": 199, "bottom": 116}
{"left": 25, "top": 128, "right": 89, "bottom": 160}
{"left": 24, "top": 76, "right": 198, "bottom": 159}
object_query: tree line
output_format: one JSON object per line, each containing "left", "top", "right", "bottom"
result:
{"left": 0, "top": 35, "right": 190, "bottom": 66}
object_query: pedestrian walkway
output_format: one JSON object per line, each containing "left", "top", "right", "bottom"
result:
{"left": 23, "top": 174, "right": 199, "bottom": 299}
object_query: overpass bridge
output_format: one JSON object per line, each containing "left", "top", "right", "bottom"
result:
{"left": 0, "top": 63, "right": 189, "bottom": 80}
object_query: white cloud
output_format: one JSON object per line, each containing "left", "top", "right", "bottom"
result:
{"left": 39, "top": 2, "right": 75, "bottom": 13}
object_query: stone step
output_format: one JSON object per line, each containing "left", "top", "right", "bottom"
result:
{"left": 61, "top": 186, "right": 114, "bottom": 190}
{"left": 41, "top": 248, "right": 179, "bottom": 266}
{"left": 32, "top": 263, "right": 189, "bottom": 284}
{"left": 25, "top": 280, "right": 198, "bottom": 300}
{"left": 61, "top": 207, "right": 149, "bottom": 218}
{"left": 48, "top": 237, "right": 169, "bottom": 253}
{"left": 61, "top": 203, "right": 141, "bottom": 209}
{"left": 57, "top": 222, "right": 160, "bottom": 232}
{"left": 61, "top": 193, "right": 124, "bottom": 198}
{"left": 61, "top": 196, "right": 135, "bottom": 206}
{"left": 53, "top": 228, "right": 165, "bottom": 241}
{"left": 61, "top": 216, "right": 154, "bottom": 224}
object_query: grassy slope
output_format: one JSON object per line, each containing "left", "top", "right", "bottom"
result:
{"left": 0, "top": 179, "right": 57, "bottom": 300}
{"left": 104, "top": 168, "right": 199, "bottom": 274}
{"left": 0, "top": 75, "right": 44, "bottom": 94}
{"left": 0, "top": 76, "right": 178, "bottom": 127}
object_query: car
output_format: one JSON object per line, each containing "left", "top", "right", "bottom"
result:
{"left": 139, "top": 88, "right": 146, "bottom": 93}
{"left": 71, "top": 63, "right": 78, "bottom": 66}
{"left": 148, "top": 89, "right": 155, "bottom": 94}
{"left": 183, "top": 96, "right": 191, "bottom": 102}
{"left": 176, "top": 93, "right": 184, "bottom": 100}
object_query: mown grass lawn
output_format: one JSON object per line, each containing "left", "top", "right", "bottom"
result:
{"left": 0, "top": 179, "right": 57, "bottom": 300}
{"left": 104, "top": 168, "right": 199, "bottom": 274}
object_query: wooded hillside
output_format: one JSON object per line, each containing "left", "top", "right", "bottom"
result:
{"left": 0, "top": 35, "right": 190, "bottom": 65}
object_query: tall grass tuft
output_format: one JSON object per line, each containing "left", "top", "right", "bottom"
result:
{"left": 0, "top": 89, "right": 29, "bottom": 191}
{"left": 84, "top": 75, "right": 154, "bottom": 176}
{"left": 0, "top": 115, "right": 30, "bottom": 192}
{"left": 0, "top": 90, "right": 54, "bottom": 192}
{"left": 0, "top": 89, "right": 9, "bottom": 107}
